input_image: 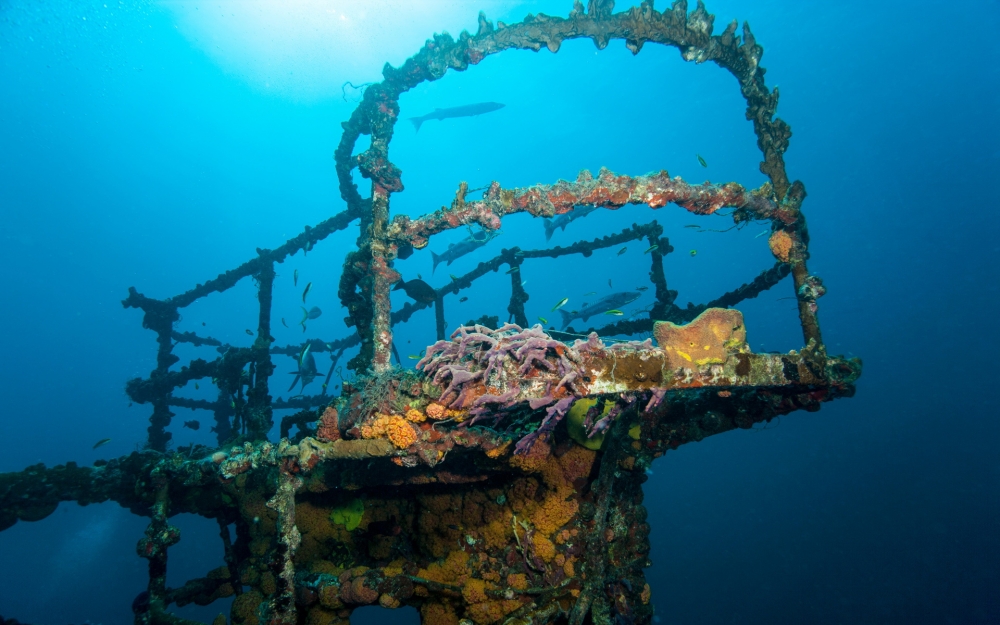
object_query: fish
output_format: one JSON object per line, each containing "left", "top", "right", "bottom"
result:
{"left": 299, "top": 306, "right": 322, "bottom": 328}
{"left": 644, "top": 244, "right": 658, "bottom": 254}
{"left": 605, "top": 309, "right": 624, "bottom": 316}
{"left": 293, "top": 269, "right": 299, "bottom": 286}
{"left": 302, "top": 282, "right": 312, "bottom": 303}
{"left": 697, "top": 154, "right": 708, "bottom": 167}
{"left": 450, "top": 274, "right": 460, "bottom": 281}
{"left": 93, "top": 438, "right": 111, "bottom": 449}
{"left": 459, "top": 296, "right": 468, "bottom": 303}
{"left": 584, "top": 291, "right": 597, "bottom": 296}
{"left": 551, "top": 297, "right": 569, "bottom": 312}
{"left": 608, "top": 279, "right": 613, "bottom": 288}
{"left": 289, "top": 348, "right": 319, "bottom": 393}
{"left": 542, "top": 204, "right": 600, "bottom": 241}
{"left": 755, "top": 230, "right": 770, "bottom": 238}
{"left": 194, "top": 382, "right": 200, "bottom": 390}
{"left": 521, "top": 281, "right": 527, "bottom": 287}
{"left": 690, "top": 249, "right": 698, "bottom": 257}
{"left": 538, "top": 316, "right": 549, "bottom": 324}
{"left": 505, "top": 266, "right": 520, "bottom": 274}
{"left": 408, "top": 354, "right": 421, "bottom": 360}
{"left": 558, "top": 292, "right": 641, "bottom": 329}
{"left": 684, "top": 224, "right": 701, "bottom": 229}
{"left": 183, "top": 420, "right": 200, "bottom": 431}
{"left": 303, "top": 240, "right": 314, "bottom": 256}
{"left": 281, "top": 318, "right": 288, "bottom": 328}
{"left": 431, "top": 232, "right": 493, "bottom": 272}
{"left": 245, "top": 329, "right": 254, "bottom": 336}
{"left": 635, "top": 286, "right": 648, "bottom": 292}
{"left": 393, "top": 278, "right": 438, "bottom": 304}
{"left": 616, "top": 246, "right": 627, "bottom": 256}
{"left": 409, "top": 102, "right": 505, "bottom": 133}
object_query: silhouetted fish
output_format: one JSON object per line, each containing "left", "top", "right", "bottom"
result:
{"left": 409, "top": 102, "right": 505, "bottom": 132}
{"left": 394, "top": 278, "right": 437, "bottom": 304}
{"left": 543, "top": 204, "right": 599, "bottom": 241}
{"left": 432, "top": 231, "right": 493, "bottom": 272}
{"left": 558, "top": 292, "right": 640, "bottom": 328}
{"left": 183, "top": 420, "right": 200, "bottom": 431}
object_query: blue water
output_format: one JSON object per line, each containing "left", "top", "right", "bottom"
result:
{"left": 1, "top": 1, "right": 997, "bottom": 623}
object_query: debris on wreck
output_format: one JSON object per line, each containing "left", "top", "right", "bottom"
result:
{"left": 0, "top": 2, "right": 860, "bottom": 624}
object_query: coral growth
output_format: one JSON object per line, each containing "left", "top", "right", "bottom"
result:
{"left": 360, "top": 414, "right": 418, "bottom": 449}
{"left": 316, "top": 406, "right": 340, "bottom": 442}
{"left": 654, "top": 308, "right": 747, "bottom": 369}
{"left": 768, "top": 229, "right": 794, "bottom": 262}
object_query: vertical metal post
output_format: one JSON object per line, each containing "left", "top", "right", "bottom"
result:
{"left": 434, "top": 295, "right": 447, "bottom": 341}
{"left": 247, "top": 260, "right": 275, "bottom": 439}
{"left": 507, "top": 258, "right": 529, "bottom": 328}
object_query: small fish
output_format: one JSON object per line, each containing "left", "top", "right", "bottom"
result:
{"left": 755, "top": 230, "right": 769, "bottom": 239}
{"left": 408, "top": 354, "right": 421, "bottom": 360}
{"left": 521, "top": 280, "right": 527, "bottom": 287}
{"left": 418, "top": 273, "right": 423, "bottom": 279}
{"left": 459, "top": 296, "right": 468, "bottom": 303}
{"left": 684, "top": 224, "right": 701, "bottom": 229}
{"left": 302, "top": 282, "right": 312, "bottom": 303}
{"left": 293, "top": 269, "right": 299, "bottom": 286}
{"left": 450, "top": 274, "right": 460, "bottom": 282}
{"left": 690, "top": 249, "right": 698, "bottom": 257}
{"left": 194, "top": 382, "right": 200, "bottom": 390}
{"left": 551, "top": 297, "right": 569, "bottom": 312}
{"left": 644, "top": 244, "right": 658, "bottom": 254}
{"left": 635, "top": 286, "right": 648, "bottom": 292}
{"left": 697, "top": 154, "right": 708, "bottom": 167}
{"left": 605, "top": 309, "right": 624, "bottom": 316}
{"left": 303, "top": 240, "right": 314, "bottom": 256}
{"left": 584, "top": 291, "right": 597, "bottom": 296}
{"left": 183, "top": 420, "right": 200, "bottom": 431}
{"left": 538, "top": 316, "right": 549, "bottom": 324}
{"left": 608, "top": 279, "right": 613, "bottom": 288}
{"left": 616, "top": 246, "right": 627, "bottom": 256}
{"left": 201, "top": 321, "right": 206, "bottom": 326}
{"left": 93, "top": 438, "right": 111, "bottom": 449}
{"left": 281, "top": 318, "right": 288, "bottom": 328}
{"left": 505, "top": 266, "right": 520, "bottom": 274}
{"left": 245, "top": 329, "right": 254, "bottom": 336}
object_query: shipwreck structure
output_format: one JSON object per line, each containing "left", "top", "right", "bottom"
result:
{"left": 0, "top": 2, "right": 860, "bottom": 624}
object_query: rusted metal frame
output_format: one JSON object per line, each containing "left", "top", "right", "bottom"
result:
{"left": 334, "top": 0, "right": 811, "bottom": 368}
{"left": 679, "top": 260, "right": 790, "bottom": 322}
{"left": 136, "top": 475, "right": 198, "bottom": 625}
{"left": 121, "top": 290, "right": 182, "bottom": 451}
{"left": 387, "top": 171, "right": 775, "bottom": 248}
{"left": 246, "top": 261, "right": 276, "bottom": 439}
{"left": 335, "top": 0, "right": 788, "bottom": 371}
{"left": 165, "top": 208, "right": 358, "bottom": 309}
{"left": 569, "top": 416, "right": 629, "bottom": 625}
{"left": 263, "top": 466, "right": 303, "bottom": 624}
{"left": 503, "top": 253, "right": 530, "bottom": 327}
{"left": 171, "top": 330, "right": 222, "bottom": 348}
{"left": 646, "top": 228, "right": 678, "bottom": 321}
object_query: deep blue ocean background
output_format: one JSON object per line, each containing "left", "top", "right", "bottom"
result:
{"left": 1, "top": 1, "right": 997, "bottom": 623}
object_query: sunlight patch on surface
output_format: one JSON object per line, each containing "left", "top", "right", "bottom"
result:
{"left": 158, "top": 0, "right": 532, "bottom": 101}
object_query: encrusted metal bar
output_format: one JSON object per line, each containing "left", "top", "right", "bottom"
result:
{"left": 247, "top": 261, "right": 276, "bottom": 440}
